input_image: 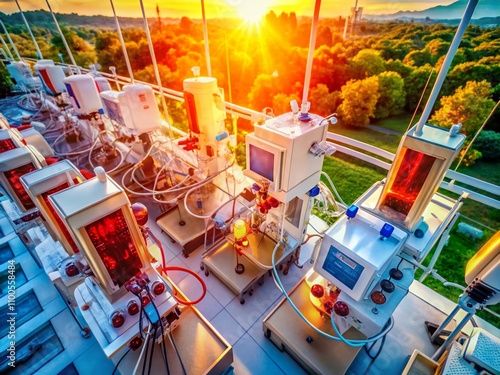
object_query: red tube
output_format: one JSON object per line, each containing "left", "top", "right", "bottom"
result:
{"left": 146, "top": 228, "right": 207, "bottom": 305}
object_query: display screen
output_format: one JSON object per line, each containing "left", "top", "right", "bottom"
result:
{"left": 381, "top": 148, "right": 436, "bottom": 218}
{"left": 102, "top": 97, "right": 125, "bottom": 126}
{"left": 0, "top": 138, "right": 16, "bottom": 154}
{"left": 85, "top": 209, "right": 143, "bottom": 287}
{"left": 249, "top": 144, "right": 274, "bottom": 182}
{"left": 4, "top": 163, "right": 37, "bottom": 210}
{"left": 41, "top": 182, "right": 80, "bottom": 253}
{"left": 322, "top": 245, "right": 364, "bottom": 290}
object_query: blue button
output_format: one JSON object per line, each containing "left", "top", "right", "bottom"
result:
{"left": 380, "top": 223, "right": 394, "bottom": 239}
{"left": 308, "top": 185, "right": 320, "bottom": 197}
{"left": 346, "top": 205, "right": 358, "bottom": 219}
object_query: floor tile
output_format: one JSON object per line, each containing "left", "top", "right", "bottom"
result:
{"left": 232, "top": 333, "right": 285, "bottom": 375}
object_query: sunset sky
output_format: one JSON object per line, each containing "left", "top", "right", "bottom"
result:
{"left": 1, "top": 0, "right": 457, "bottom": 19}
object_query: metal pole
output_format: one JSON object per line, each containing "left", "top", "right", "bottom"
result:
{"left": 301, "top": 0, "right": 321, "bottom": 108}
{"left": 415, "top": 0, "right": 478, "bottom": 136}
{"left": 45, "top": 0, "right": 80, "bottom": 73}
{"left": 15, "top": 0, "right": 43, "bottom": 59}
{"left": 0, "top": 34, "right": 14, "bottom": 60}
{"left": 138, "top": 0, "right": 174, "bottom": 141}
{"left": 0, "top": 20, "right": 21, "bottom": 60}
{"left": 349, "top": 0, "right": 359, "bottom": 37}
{"left": 110, "top": 0, "right": 134, "bottom": 83}
{"left": 201, "top": 0, "right": 212, "bottom": 77}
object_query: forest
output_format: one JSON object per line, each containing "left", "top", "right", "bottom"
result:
{"left": 1, "top": 10, "right": 500, "bottom": 164}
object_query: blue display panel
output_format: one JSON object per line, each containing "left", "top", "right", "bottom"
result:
{"left": 249, "top": 144, "right": 274, "bottom": 182}
{"left": 322, "top": 245, "right": 364, "bottom": 290}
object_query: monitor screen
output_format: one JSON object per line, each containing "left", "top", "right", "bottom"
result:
{"left": 102, "top": 97, "right": 125, "bottom": 126}
{"left": 84, "top": 209, "right": 143, "bottom": 287}
{"left": 322, "top": 245, "right": 365, "bottom": 290}
{"left": 249, "top": 144, "right": 274, "bottom": 182}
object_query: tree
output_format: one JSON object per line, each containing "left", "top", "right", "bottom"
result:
{"left": 248, "top": 74, "right": 280, "bottom": 111}
{"left": 404, "top": 64, "right": 435, "bottom": 112}
{"left": 337, "top": 76, "right": 380, "bottom": 127}
{"left": 351, "top": 49, "right": 385, "bottom": 78}
{"left": 430, "top": 80, "right": 496, "bottom": 138}
{"left": 374, "top": 71, "right": 405, "bottom": 119}
{"left": 309, "top": 84, "right": 340, "bottom": 117}
{"left": 272, "top": 93, "right": 300, "bottom": 116}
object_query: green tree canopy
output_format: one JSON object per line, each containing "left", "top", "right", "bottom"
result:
{"left": 374, "top": 71, "right": 406, "bottom": 119}
{"left": 351, "top": 49, "right": 386, "bottom": 79}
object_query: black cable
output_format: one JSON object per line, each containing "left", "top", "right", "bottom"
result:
{"left": 147, "top": 325, "right": 158, "bottom": 375}
{"left": 111, "top": 348, "right": 130, "bottom": 375}
{"left": 142, "top": 327, "right": 151, "bottom": 375}
{"left": 363, "top": 318, "right": 393, "bottom": 360}
{"left": 168, "top": 327, "right": 187, "bottom": 375}
{"left": 145, "top": 289, "right": 171, "bottom": 375}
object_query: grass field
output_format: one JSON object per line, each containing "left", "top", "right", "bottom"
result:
{"left": 324, "top": 116, "right": 500, "bottom": 328}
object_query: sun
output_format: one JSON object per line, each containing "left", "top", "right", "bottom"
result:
{"left": 234, "top": 0, "right": 269, "bottom": 24}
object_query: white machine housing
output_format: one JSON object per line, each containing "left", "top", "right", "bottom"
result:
{"left": 21, "top": 160, "right": 86, "bottom": 255}
{"left": 95, "top": 76, "right": 111, "bottom": 92}
{"left": 183, "top": 76, "right": 227, "bottom": 173}
{"left": 332, "top": 256, "right": 414, "bottom": 337}
{"left": 0, "top": 145, "right": 46, "bottom": 212}
{"left": 117, "top": 84, "right": 161, "bottom": 134}
{"left": 64, "top": 74, "right": 103, "bottom": 115}
{"left": 6, "top": 61, "right": 40, "bottom": 87}
{"left": 19, "top": 127, "right": 54, "bottom": 158}
{"left": 100, "top": 90, "right": 128, "bottom": 127}
{"left": 313, "top": 208, "right": 408, "bottom": 302}
{"left": 49, "top": 173, "right": 151, "bottom": 301}
{"left": 245, "top": 112, "right": 328, "bottom": 203}
{"left": 34, "top": 60, "right": 66, "bottom": 96}
{"left": 376, "top": 123, "right": 465, "bottom": 231}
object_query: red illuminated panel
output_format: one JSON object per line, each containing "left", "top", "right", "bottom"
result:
{"left": 4, "top": 163, "right": 37, "bottom": 210}
{"left": 41, "top": 182, "right": 80, "bottom": 253}
{"left": 0, "top": 139, "right": 16, "bottom": 154}
{"left": 381, "top": 148, "right": 436, "bottom": 218}
{"left": 85, "top": 209, "right": 143, "bottom": 287}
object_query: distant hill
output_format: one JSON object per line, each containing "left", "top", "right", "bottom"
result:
{"left": 366, "top": 0, "right": 500, "bottom": 21}
{"left": 0, "top": 10, "right": 179, "bottom": 29}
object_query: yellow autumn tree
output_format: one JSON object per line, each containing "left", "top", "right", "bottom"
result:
{"left": 337, "top": 76, "right": 380, "bottom": 127}
{"left": 430, "top": 80, "right": 495, "bottom": 138}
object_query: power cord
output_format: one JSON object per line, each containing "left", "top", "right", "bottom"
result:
{"left": 111, "top": 348, "right": 131, "bottom": 375}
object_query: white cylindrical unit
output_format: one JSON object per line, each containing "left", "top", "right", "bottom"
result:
{"left": 34, "top": 61, "right": 66, "bottom": 95}
{"left": 183, "top": 77, "right": 226, "bottom": 142}
{"left": 64, "top": 74, "right": 103, "bottom": 115}
{"left": 121, "top": 84, "right": 161, "bottom": 134}
{"left": 95, "top": 77, "right": 112, "bottom": 92}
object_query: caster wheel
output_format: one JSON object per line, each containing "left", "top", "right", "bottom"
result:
{"left": 265, "top": 329, "right": 271, "bottom": 339}
{"left": 235, "top": 263, "right": 245, "bottom": 274}
{"left": 205, "top": 270, "right": 209, "bottom": 277}
{"left": 268, "top": 270, "right": 272, "bottom": 277}
{"left": 283, "top": 269, "right": 289, "bottom": 276}
{"left": 258, "top": 278, "right": 264, "bottom": 286}
{"left": 200, "top": 263, "right": 205, "bottom": 271}
{"left": 239, "top": 298, "right": 245, "bottom": 304}
{"left": 279, "top": 264, "right": 283, "bottom": 271}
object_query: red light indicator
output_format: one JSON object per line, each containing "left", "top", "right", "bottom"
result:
{"left": 0, "top": 138, "right": 16, "bottom": 154}
{"left": 370, "top": 291, "right": 387, "bottom": 305}
{"left": 141, "top": 295, "right": 150, "bottom": 307}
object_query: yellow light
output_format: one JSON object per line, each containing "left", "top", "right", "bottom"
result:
{"left": 234, "top": 0, "right": 268, "bottom": 24}
{"left": 233, "top": 219, "right": 247, "bottom": 240}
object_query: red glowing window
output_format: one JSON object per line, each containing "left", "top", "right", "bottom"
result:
{"left": 85, "top": 209, "right": 143, "bottom": 287}
{"left": 4, "top": 163, "right": 37, "bottom": 210}
{"left": 381, "top": 148, "right": 436, "bottom": 218}
{"left": 0, "top": 139, "right": 16, "bottom": 154}
{"left": 41, "top": 182, "right": 80, "bottom": 253}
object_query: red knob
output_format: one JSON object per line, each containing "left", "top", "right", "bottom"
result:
{"left": 129, "top": 336, "right": 143, "bottom": 351}
{"left": 111, "top": 311, "right": 125, "bottom": 328}
{"left": 152, "top": 281, "right": 165, "bottom": 296}
{"left": 310, "top": 284, "right": 324, "bottom": 298}
{"left": 127, "top": 300, "right": 140, "bottom": 316}
{"left": 65, "top": 262, "right": 79, "bottom": 277}
{"left": 333, "top": 301, "right": 350, "bottom": 317}
{"left": 141, "top": 295, "right": 151, "bottom": 307}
